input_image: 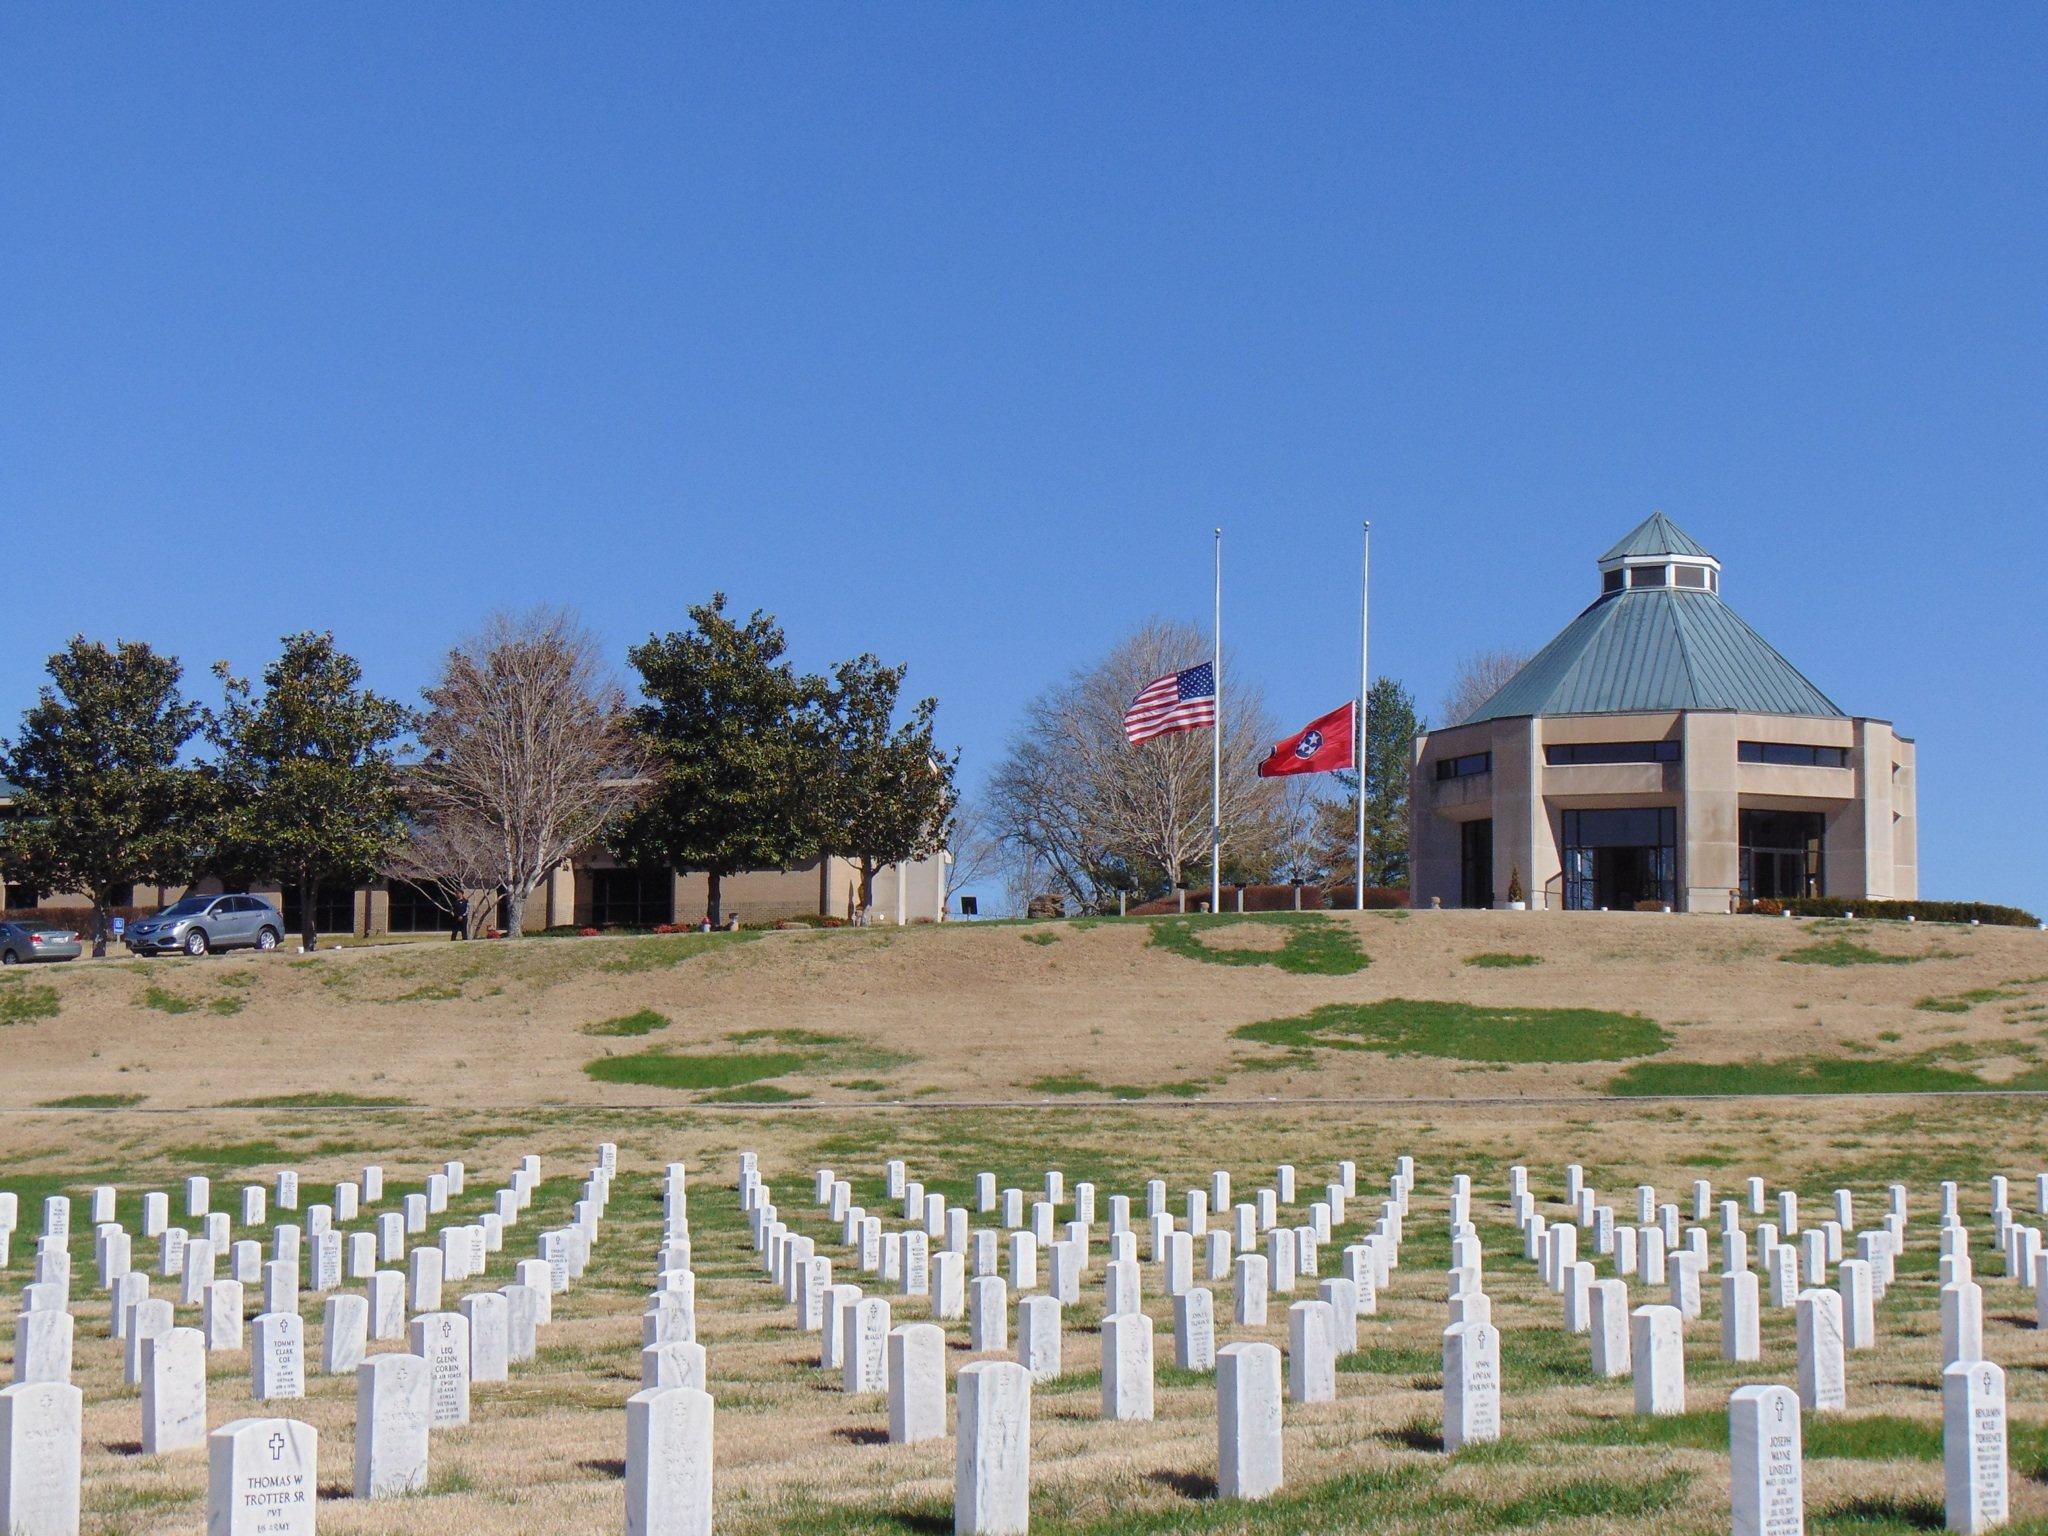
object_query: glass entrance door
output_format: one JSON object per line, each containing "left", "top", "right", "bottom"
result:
{"left": 1562, "top": 808, "right": 1677, "bottom": 910}
{"left": 1740, "top": 810, "right": 1825, "bottom": 901}
{"left": 1460, "top": 820, "right": 1493, "bottom": 909}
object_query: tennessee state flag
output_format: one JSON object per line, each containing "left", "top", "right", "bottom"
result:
{"left": 1258, "top": 701, "right": 1357, "bottom": 777}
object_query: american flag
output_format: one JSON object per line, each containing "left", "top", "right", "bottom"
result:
{"left": 1123, "top": 662, "right": 1217, "bottom": 744}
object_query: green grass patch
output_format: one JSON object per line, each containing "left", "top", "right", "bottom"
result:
{"left": 1486, "top": 1471, "right": 1692, "bottom": 1528}
{"left": 1021, "top": 930, "right": 1060, "bottom": 946}
{"left": 584, "top": 1049, "right": 811, "bottom": 1091}
{"left": 1464, "top": 952, "right": 1541, "bottom": 969}
{"left": 1147, "top": 912, "right": 1370, "bottom": 976}
{"left": 1916, "top": 976, "right": 2048, "bottom": 1014}
{"left": 586, "top": 1025, "right": 916, "bottom": 1095}
{"left": 136, "top": 982, "right": 244, "bottom": 1016}
{"left": 1236, "top": 998, "right": 1667, "bottom": 1063}
{"left": 1607, "top": 1055, "right": 2004, "bottom": 1097}
{"left": 1564, "top": 1409, "right": 2048, "bottom": 1475}
{"left": 214, "top": 1091, "right": 414, "bottom": 1109}
{"left": 36, "top": 1093, "right": 146, "bottom": 1109}
{"left": 727, "top": 1028, "right": 841, "bottom": 1046}
{"left": 598, "top": 931, "right": 761, "bottom": 974}
{"left": 1022, "top": 1073, "right": 1206, "bottom": 1100}
{"left": 699, "top": 1084, "right": 804, "bottom": 1104}
{"left": 1028, "top": 1073, "right": 1143, "bottom": 1100}
{"left": 161, "top": 1139, "right": 314, "bottom": 1167}
{"left": 582, "top": 1008, "right": 671, "bottom": 1037}
{"left": 1781, "top": 939, "right": 1927, "bottom": 967}
{"left": 0, "top": 978, "right": 60, "bottom": 1025}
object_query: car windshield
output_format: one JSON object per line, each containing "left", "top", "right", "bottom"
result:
{"left": 158, "top": 897, "right": 211, "bottom": 918}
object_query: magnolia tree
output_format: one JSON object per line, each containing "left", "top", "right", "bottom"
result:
{"left": 207, "top": 633, "right": 411, "bottom": 952}
{"left": 817, "top": 654, "right": 957, "bottom": 922}
{"left": 613, "top": 596, "right": 820, "bottom": 929}
{"left": 988, "top": 619, "right": 1284, "bottom": 911}
{"left": 0, "top": 638, "right": 205, "bottom": 955}
{"left": 409, "top": 608, "right": 646, "bottom": 939}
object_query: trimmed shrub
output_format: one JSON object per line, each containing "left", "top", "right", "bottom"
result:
{"left": 1320, "top": 885, "right": 1411, "bottom": 911}
{"left": 1743, "top": 897, "right": 2039, "bottom": 928}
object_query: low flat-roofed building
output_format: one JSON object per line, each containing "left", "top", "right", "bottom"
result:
{"left": 1411, "top": 513, "right": 1916, "bottom": 913}
{"left": 0, "top": 772, "right": 948, "bottom": 936}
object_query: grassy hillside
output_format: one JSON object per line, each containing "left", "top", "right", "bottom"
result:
{"left": 3, "top": 909, "right": 2043, "bottom": 1110}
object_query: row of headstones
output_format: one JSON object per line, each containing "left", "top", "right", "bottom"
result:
{"left": 8, "top": 1154, "right": 524, "bottom": 1383}
{"left": 0, "top": 1144, "right": 629, "bottom": 1536}
{"left": 10, "top": 1153, "right": 555, "bottom": 1395}
{"left": 1, "top": 1162, "right": 480, "bottom": 1282}
{"left": 803, "top": 1155, "right": 1397, "bottom": 1310}
{"left": 746, "top": 1151, "right": 1418, "bottom": 1532}
{"left": 1523, "top": 1163, "right": 2042, "bottom": 1395}
{"left": 624, "top": 1161, "right": 711, "bottom": 1535}
{"left": 728, "top": 1151, "right": 2018, "bottom": 1536}
{"left": 1501, "top": 1162, "right": 2015, "bottom": 1533}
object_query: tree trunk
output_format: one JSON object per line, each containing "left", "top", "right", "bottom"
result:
{"left": 91, "top": 896, "right": 109, "bottom": 960}
{"left": 503, "top": 887, "right": 527, "bottom": 940}
{"left": 706, "top": 870, "right": 724, "bottom": 929}
{"left": 300, "top": 876, "right": 320, "bottom": 953}
{"left": 858, "top": 858, "right": 876, "bottom": 922}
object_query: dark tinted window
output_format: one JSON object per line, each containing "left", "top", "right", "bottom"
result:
{"left": 1602, "top": 569, "right": 1624, "bottom": 594}
{"left": 1434, "top": 752, "right": 1492, "bottom": 781}
{"left": 1739, "top": 741, "right": 1849, "bottom": 768}
{"left": 1562, "top": 807, "right": 1675, "bottom": 848}
{"left": 1674, "top": 565, "right": 1707, "bottom": 588}
{"left": 1545, "top": 741, "right": 1680, "bottom": 766}
{"left": 1629, "top": 565, "right": 1668, "bottom": 587}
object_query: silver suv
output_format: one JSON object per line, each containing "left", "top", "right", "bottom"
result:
{"left": 126, "top": 894, "right": 285, "bottom": 957}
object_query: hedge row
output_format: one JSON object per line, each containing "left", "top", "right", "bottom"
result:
{"left": 1747, "top": 896, "right": 2040, "bottom": 927}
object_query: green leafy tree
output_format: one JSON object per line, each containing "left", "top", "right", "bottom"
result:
{"left": 1316, "top": 676, "right": 1422, "bottom": 891}
{"left": 207, "top": 632, "right": 411, "bottom": 951}
{"left": 817, "top": 654, "right": 957, "bottom": 921}
{"left": 614, "top": 595, "right": 821, "bottom": 928}
{"left": 0, "top": 638, "right": 205, "bottom": 955}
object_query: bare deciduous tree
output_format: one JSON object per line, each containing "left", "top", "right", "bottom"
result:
{"left": 384, "top": 806, "right": 500, "bottom": 937}
{"left": 1271, "top": 776, "right": 1331, "bottom": 886}
{"left": 989, "top": 619, "right": 1285, "bottom": 910}
{"left": 408, "top": 608, "right": 648, "bottom": 939}
{"left": 1441, "top": 648, "right": 1532, "bottom": 727}
{"left": 941, "top": 796, "right": 1002, "bottom": 912}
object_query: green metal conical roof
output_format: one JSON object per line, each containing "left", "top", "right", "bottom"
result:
{"left": 1467, "top": 521, "right": 1844, "bottom": 722}
{"left": 1599, "top": 511, "right": 1713, "bottom": 563}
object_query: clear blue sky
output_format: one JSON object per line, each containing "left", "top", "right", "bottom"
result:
{"left": 4, "top": 7, "right": 2043, "bottom": 914}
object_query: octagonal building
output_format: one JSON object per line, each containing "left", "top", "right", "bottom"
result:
{"left": 1410, "top": 513, "right": 1916, "bottom": 912}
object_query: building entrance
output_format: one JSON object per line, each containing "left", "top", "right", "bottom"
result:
{"left": 1741, "top": 809, "right": 1825, "bottom": 901}
{"left": 1562, "top": 807, "right": 1677, "bottom": 910}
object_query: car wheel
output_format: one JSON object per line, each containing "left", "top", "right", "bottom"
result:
{"left": 0, "top": 950, "right": 16, "bottom": 965}
{"left": 183, "top": 929, "right": 210, "bottom": 957}
{"left": 256, "top": 927, "right": 280, "bottom": 952}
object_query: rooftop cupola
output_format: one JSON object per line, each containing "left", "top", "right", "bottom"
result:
{"left": 1596, "top": 511, "right": 1722, "bottom": 596}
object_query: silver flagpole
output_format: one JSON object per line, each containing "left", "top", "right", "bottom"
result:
{"left": 1211, "top": 526, "right": 1223, "bottom": 916}
{"left": 1355, "top": 520, "right": 1371, "bottom": 911}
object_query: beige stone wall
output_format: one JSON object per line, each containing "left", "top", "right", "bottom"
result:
{"left": 1681, "top": 713, "right": 1739, "bottom": 910}
{"left": 1892, "top": 736, "right": 1919, "bottom": 898}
